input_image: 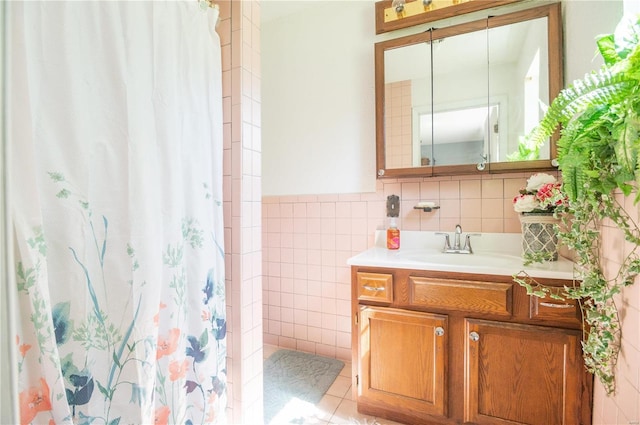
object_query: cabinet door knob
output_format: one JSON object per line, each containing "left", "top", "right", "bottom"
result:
{"left": 435, "top": 326, "right": 445, "bottom": 336}
{"left": 469, "top": 331, "right": 480, "bottom": 341}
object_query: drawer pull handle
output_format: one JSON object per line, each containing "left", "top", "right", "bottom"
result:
{"left": 362, "top": 285, "right": 385, "bottom": 292}
{"left": 539, "top": 302, "right": 575, "bottom": 309}
{"left": 469, "top": 331, "right": 480, "bottom": 342}
{"left": 435, "top": 326, "right": 445, "bottom": 337}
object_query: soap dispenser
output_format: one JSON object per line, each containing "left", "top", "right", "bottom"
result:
{"left": 386, "top": 195, "right": 400, "bottom": 250}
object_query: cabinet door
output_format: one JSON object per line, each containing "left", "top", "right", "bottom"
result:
{"left": 358, "top": 306, "right": 448, "bottom": 417}
{"left": 464, "top": 319, "right": 583, "bottom": 425}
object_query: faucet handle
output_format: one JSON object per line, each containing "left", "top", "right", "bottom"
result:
{"left": 462, "top": 233, "right": 481, "bottom": 252}
{"left": 435, "top": 232, "right": 451, "bottom": 250}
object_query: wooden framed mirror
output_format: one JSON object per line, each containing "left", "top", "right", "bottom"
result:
{"left": 375, "top": 3, "right": 562, "bottom": 178}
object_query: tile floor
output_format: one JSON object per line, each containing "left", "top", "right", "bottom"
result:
{"left": 264, "top": 345, "right": 407, "bottom": 425}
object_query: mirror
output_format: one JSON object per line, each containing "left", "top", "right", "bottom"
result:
{"left": 375, "top": 3, "right": 562, "bottom": 178}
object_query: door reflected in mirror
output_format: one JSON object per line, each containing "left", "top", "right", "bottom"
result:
{"left": 431, "top": 27, "right": 487, "bottom": 168}
{"left": 375, "top": 3, "right": 562, "bottom": 178}
{"left": 421, "top": 104, "right": 496, "bottom": 167}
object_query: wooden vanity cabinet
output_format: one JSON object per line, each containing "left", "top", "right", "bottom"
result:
{"left": 351, "top": 267, "right": 592, "bottom": 425}
{"left": 358, "top": 307, "right": 448, "bottom": 417}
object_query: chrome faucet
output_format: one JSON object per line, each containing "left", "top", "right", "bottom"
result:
{"left": 453, "top": 224, "right": 463, "bottom": 250}
{"left": 436, "top": 224, "right": 478, "bottom": 254}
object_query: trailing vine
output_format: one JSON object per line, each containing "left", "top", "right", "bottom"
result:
{"left": 513, "top": 14, "right": 640, "bottom": 395}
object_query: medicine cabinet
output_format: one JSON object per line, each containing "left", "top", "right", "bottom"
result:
{"left": 375, "top": 3, "right": 562, "bottom": 178}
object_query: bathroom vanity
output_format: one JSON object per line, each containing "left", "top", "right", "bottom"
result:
{"left": 348, "top": 231, "right": 592, "bottom": 425}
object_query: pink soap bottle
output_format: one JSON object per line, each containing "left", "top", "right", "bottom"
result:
{"left": 387, "top": 217, "right": 400, "bottom": 250}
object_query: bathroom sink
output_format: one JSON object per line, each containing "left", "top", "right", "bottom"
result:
{"left": 395, "top": 249, "right": 523, "bottom": 269}
{"left": 346, "top": 230, "right": 576, "bottom": 280}
{"left": 392, "top": 248, "right": 443, "bottom": 259}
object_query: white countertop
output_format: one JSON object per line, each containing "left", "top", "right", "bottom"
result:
{"left": 347, "top": 230, "right": 578, "bottom": 280}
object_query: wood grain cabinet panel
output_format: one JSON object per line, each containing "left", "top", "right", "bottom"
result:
{"left": 530, "top": 294, "right": 581, "bottom": 325}
{"left": 464, "top": 319, "right": 583, "bottom": 425}
{"left": 409, "top": 276, "right": 512, "bottom": 316}
{"left": 358, "top": 306, "right": 447, "bottom": 418}
{"left": 357, "top": 272, "right": 393, "bottom": 304}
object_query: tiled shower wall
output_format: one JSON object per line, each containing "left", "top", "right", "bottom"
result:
{"left": 219, "top": 1, "right": 263, "bottom": 423}
{"left": 262, "top": 172, "right": 537, "bottom": 360}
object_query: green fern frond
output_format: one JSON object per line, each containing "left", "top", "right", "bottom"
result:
{"left": 625, "top": 42, "right": 640, "bottom": 80}
{"left": 560, "top": 162, "right": 579, "bottom": 200}
{"left": 613, "top": 14, "right": 640, "bottom": 61}
{"left": 613, "top": 111, "right": 640, "bottom": 174}
{"left": 527, "top": 69, "right": 635, "bottom": 150}
{"left": 597, "top": 34, "right": 618, "bottom": 66}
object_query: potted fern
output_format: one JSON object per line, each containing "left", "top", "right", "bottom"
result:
{"left": 514, "top": 13, "right": 640, "bottom": 395}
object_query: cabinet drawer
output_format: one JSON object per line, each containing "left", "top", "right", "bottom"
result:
{"left": 357, "top": 272, "right": 393, "bottom": 304}
{"left": 530, "top": 295, "right": 581, "bottom": 325}
{"left": 409, "top": 277, "right": 512, "bottom": 316}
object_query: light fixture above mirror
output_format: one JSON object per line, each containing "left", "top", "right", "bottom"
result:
{"left": 375, "top": 0, "right": 521, "bottom": 34}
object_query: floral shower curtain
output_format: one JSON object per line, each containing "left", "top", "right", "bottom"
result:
{"left": 8, "top": 2, "right": 227, "bottom": 424}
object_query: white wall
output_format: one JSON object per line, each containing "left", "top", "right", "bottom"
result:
{"left": 262, "top": 1, "right": 377, "bottom": 196}
{"left": 563, "top": 0, "right": 624, "bottom": 83}
{"left": 625, "top": 0, "right": 640, "bottom": 15}
{"left": 262, "top": 0, "right": 625, "bottom": 197}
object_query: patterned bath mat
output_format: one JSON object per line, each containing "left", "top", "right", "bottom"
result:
{"left": 264, "top": 349, "right": 345, "bottom": 424}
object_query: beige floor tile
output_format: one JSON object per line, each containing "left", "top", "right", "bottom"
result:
{"left": 343, "top": 385, "right": 353, "bottom": 401}
{"left": 267, "top": 398, "right": 328, "bottom": 425}
{"left": 339, "top": 362, "right": 352, "bottom": 378}
{"left": 325, "top": 375, "right": 351, "bottom": 398}
{"left": 264, "top": 343, "right": 280, "bottom": 358}
{"left": 328, "top": 398, "right": 378, "bottom": 425}
{"left": 311, "top": 393, "right": 343, "bottom": 421}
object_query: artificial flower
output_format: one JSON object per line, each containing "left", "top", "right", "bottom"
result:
{"left": 513, "top": 194, "right": 539, "bottom": 213}
{"left": 513, "top": 173, "right": 566, "bottom": 213}
{"left": 536, "top": 182, "right": 563, "bottom": 206}
{"left": 525, "top": 172, "right": 557, "bottom": 192}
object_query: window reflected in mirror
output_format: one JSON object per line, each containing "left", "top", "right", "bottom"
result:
{"left": 488, "top": 15, "right": 550, "bottom": 163}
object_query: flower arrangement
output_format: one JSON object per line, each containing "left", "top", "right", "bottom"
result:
{"left": 513, "top": 173, "right": 565, "bottom": 214}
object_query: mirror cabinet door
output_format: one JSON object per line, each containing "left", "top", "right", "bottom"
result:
{"left": 431, "top": 27, "right": 488, "bottom": 169}
{"left": 488, "top": 14, "right": 551, "bottom": 164}
{"left": 383, "top": 41, "right": 432, "bottom": 170}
